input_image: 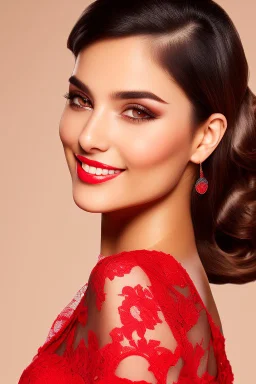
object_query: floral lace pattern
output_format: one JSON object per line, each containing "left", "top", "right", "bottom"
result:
{"left": 18, "top": 249, "right": 234, "bottom": 383}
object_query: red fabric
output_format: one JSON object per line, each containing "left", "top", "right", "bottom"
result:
{"left": 18, "top": 249, "right": 234, "bottom": 383}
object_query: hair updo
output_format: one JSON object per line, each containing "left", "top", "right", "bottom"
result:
{"left": 66, "top": 0, "right": 256, "bottom": 284}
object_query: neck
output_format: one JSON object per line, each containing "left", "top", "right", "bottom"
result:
{"left": 100, "top": 170, "right": 199, "bottom": 263}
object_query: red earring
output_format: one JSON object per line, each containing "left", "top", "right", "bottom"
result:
{"left": 195, "top": 162, "right": 208, "bottom": 194}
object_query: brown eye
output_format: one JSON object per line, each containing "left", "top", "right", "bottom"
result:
{"left": 63, "top": 93, "right": 156, "bottom": 124}
{"left": 123, "top": 108, "right": 150, "bottom": 119}
{"left": 122, "top": 104, "right": 156, "bottom": 124}
{"left": 63, "top": 92, "right": 92, "bottom": 109}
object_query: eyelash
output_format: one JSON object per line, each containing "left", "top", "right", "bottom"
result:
{"left": 63, "top": 91, "right": 156, "bottom": 124}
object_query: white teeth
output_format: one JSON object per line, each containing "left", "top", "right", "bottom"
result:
{"left": 81, "top": 163, "right": 122, "bottom": 175}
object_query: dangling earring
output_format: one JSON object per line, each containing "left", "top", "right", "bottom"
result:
{"left": 195, "top": 162, "right": 208, "bottom": 194}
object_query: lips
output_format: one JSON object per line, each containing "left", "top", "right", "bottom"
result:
{"left": 75, "top": 154, "right": 125, "bottom": 171}
{"left": 76, "top": 157, "right": 125, "bottom": 184}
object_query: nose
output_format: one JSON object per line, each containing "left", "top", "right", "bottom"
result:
{"left": 78, "top": 107, "right": 110, "bottom": 153}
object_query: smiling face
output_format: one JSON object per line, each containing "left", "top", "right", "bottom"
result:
{"left": 59, "top": 35, "right": 197, "bottom": 214}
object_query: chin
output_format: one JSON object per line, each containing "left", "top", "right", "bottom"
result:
{"left": 71, "top": 188, "right": 147, "bottom": 215}
{"left": 72, "top": 193, "right": 102, "bottom": 213}
{"left": 73, "top": 200, "right": 102, "bottom": 213}
{"left": 71, "top": 189, "right": 117, "bottom": 213}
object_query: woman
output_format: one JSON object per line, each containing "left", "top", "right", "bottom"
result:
{"left": 19, "top": 0, "right": 256, "bottom": 383}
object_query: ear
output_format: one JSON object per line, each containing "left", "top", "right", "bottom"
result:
{"left": 190, "top": 113, "right": 228, "bottom": 164}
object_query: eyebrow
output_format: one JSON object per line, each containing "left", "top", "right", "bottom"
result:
{"left": 68, "top": 75, "right": 169, "bottom": 104}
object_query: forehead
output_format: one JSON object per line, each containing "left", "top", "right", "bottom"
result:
{"left": 72, "top": 36, "right": 185, "bottom": 103}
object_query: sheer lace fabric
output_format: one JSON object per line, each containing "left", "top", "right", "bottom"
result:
{"left": 18, "top": 249, "right": 234, "bottom": 383}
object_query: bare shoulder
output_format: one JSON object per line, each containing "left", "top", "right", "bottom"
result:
{"left": 182, "top": 257, "right": 223, "bottom": 334}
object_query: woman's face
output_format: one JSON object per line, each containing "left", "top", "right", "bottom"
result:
{"left": 59, "top": 36, "right": 196, "bottom": 213}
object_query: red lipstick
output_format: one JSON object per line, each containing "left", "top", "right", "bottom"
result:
{"left": 76, "top": 154, "right": 125, "bottom": 171}
{"left": 75, "top": 154, "right": 125, "bottom": 185}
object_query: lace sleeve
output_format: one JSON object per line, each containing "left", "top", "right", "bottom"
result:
{"left": 73, "top": 254, "right": 218, "bottom": 383}
{"left": 17, "top": 250, "right": 234, "bottom": 383}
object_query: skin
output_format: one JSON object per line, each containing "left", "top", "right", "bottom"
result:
{"left": 59, "top": 35, "right": 227, "bottom": 329}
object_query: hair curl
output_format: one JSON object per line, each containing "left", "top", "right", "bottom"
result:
{"left": 66, "top": 0, "right": 256, "bottom": 284}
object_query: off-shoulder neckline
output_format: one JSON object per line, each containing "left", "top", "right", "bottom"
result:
{"left": 97, "top": 248, "right": 225, "bottom": 341}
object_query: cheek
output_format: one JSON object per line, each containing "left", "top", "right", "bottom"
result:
{"left": 123, "top": 125, "right": 190, "bottom": 169}
{"left": 59, "top": 108, "right": 79, "bottom": 146}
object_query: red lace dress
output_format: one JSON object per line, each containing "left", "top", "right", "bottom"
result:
{"left": 18, "top": 249, "right": 234, "bottom": 383}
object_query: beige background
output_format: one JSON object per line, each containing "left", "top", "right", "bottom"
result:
{"left": 1, "top": 1, "right": 255, "bottom": 383}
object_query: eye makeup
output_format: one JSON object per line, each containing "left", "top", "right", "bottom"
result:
{"left": 63, "top": 91, "right": 158, "bottom": 124}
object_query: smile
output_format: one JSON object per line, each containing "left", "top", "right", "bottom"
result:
{"left": 81, "top": 162, "right": 121, "bottom": 176}
{"left": 75, "top": 155, "right": 125, "bottom": 184}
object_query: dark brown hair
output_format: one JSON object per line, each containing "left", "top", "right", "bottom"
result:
{"left": 67, "top": 0, "right": 256, "bottom": 284}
